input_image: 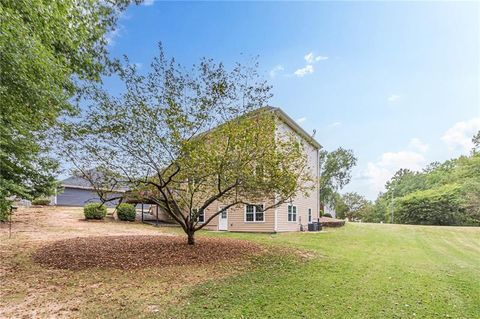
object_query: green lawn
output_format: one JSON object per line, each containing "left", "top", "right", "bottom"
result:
{"left": 3, "top": 208, "right": 479, "bottom": 318}
{"left": 165, "top": 223, "right": 480, "bottom": 319}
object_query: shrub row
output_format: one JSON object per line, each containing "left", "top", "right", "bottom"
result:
{"left": 32, "top": 198, "right": 51, "bottom": 206}
{"left": 321, "top": 219, "right": 345, "bottom": 227}
{"left": 83, "top": 203, "right": 136, "bottom": 221}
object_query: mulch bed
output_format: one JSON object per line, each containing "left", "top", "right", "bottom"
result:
{"left": 32, "top": 235, "right": 263, "bottom": 271}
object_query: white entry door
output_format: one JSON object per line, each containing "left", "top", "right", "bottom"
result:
{"left": 218, "top": 208, "right": 228, "bottom": 231}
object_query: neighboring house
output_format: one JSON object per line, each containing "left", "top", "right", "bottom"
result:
{"left": 320, "top": 202, "right": 337, "bottom": 218}
{"left": 53, "top": 175, "right": 125, "bottom": 207}
{"left": 324, "top": 204, "right": 337, "bottom": 218}
{"left": 150, "top": 107, "right": 321, "bottom": 232}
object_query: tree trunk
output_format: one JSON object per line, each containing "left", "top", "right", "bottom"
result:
{"left": 187, "top": 230, "right": 195, "bottom": 245}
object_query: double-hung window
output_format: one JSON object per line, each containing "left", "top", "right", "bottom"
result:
{"left": 193, "top": 208, "right": 204, "bottom": 223}
{"left": 245, "top": 204, "right": 264, "bottom": 222}
{"left": 288, "top": 204, "right": 297, "bottom": 222}
{"left": 308, "top": 208, "right": 312, "bottom": 223}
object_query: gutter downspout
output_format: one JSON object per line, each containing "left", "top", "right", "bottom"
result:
{"left": 274, "top": 194, "right": 278, "bottom": 232}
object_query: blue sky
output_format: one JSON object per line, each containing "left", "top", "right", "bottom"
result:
{"left": 105, "top": 1, "right": 479, "bottom": 200}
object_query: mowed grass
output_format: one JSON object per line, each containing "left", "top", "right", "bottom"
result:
{"left": 165, "top": 224, "right": 480, "bottom": 319}
{"left": 1, "top": 208, "right": 479, "bottom": 318}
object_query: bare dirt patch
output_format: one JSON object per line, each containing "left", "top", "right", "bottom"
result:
{"left": 33, "top": 235, "right": 263, "bottom": 270}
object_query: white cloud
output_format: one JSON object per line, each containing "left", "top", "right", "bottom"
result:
{"left": 269, "top": 65, "right": 284, "bottom": 78}
{"left": 441, "top": 117, "right": 480, "bottom": 152}
{"left": 143, "top": 0, "right": 155, "bottom": 6}
{"left": 296, "top": 117, "right": 307, "bottom": 124}
{"left": 304, "top": 52, "right": 328, "bottom": 63}
{"left": 408, "top": 138, "right": 429, "bottom": 153}
{"left": 304, "top": 52, "right": 315, "bottom": 64}
{"left": 328, "top": 121, "right": 342, "bottom": 128}
{"left": 388, "top": 94, "right": 400, "bottom": 102}
{"left": 294, "top": 65, "right": 314, "bottom": 77}
{"left": 363, "top": 150, "right": 426, "bottom": 195}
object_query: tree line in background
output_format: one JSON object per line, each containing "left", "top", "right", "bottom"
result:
{"left": 334, "top": 134, "right": 480, "bottom": 226}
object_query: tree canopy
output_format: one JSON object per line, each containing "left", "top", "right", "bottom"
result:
{"left": 335, "top": 192, "right": 372, "bottom": 221}
{"left": 372, "top": 144, "right": 480, "bottom": 226}
{"left": 0, "top": 0, "right": 134, "bottom": 220}
{"left": 318, "top": 148, "right": 357, "bottom": 207}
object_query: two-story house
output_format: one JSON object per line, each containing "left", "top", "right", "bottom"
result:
{"left": 148, "top": 106, "right": 321, "bottom": 232}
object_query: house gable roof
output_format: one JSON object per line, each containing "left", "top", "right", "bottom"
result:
{"left": 261, "top": 106, "right": 322, "bottom": 150}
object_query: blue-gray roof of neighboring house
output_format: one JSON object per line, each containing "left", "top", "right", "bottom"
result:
{"left": 61, "top": 175, "right": 128, "bottom": 192}
{"left": 61, "top": 176, "right": 94, "bottom": 188}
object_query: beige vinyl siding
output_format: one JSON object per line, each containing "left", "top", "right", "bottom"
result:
{"left": 201, "top": 198, "right": 276, "bottom": 232}
{"left": 151, "top": 200, "right": 275, "bottom": 232}
{"left": 226, "top": 199, "right": 275, "bottom": 232}
{"left": 276, "top": 187, "right": 318, "bottom": 231}
{"left": 199, "top": 205, "right": 219, "bottom": 230}
{"left": 275, "top": 120, "right": 320, "bottom": 232}
{"left": 148, "top": 204, "right": 220, "bottom": 230}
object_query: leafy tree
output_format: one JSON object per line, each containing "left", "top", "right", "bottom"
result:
{"left": 458, "top": 179, "right": 480, "bottom": 225}
{"left": 423, "top": 160, "right": 456, "bottom": 188}
{"left": 385, "top": 169, "right": 426, "bottom": 198}
{"left": 319, "top": 148, "right": 357, "bottom": 207}
{"left": 367, "top": 198, "right": 389, "bottom": 223}
{"left": 333, "top": 193, "right": 348, "bottom": 219}
{"left": 340, "top": 192, "right": 371, "bottom": 222}
{"left": 472, "top": 130, "right": 480, "bottom": 154}
{"left": 356, "top": 201, "right": 377, "bottom": 222}
{"left": 62, "top": 47, "right": 314, "bottom": 244}
{"left": 373, "top": 168, "right": 428, "bottom": 224}
{"left": 0, "top": 0, "right": 135, "bottom": 220}
{"left": 395, "top": 184, "right": 464, "bottom": 225}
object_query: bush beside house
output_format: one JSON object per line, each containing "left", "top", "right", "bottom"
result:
{"left": 117, "top": 203, "right": 136, "bottom": 221}
{"left": 84, "top": 203, "right": 107, "bottom": 220}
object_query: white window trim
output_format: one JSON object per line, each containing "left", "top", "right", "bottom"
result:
{"left": 308, "top": 208, "right": 312, "bottom": 223}
{"left": 244, "top": 203, "right": 265, "bottom": 223}
{"left": 287, "top": 204, "right": 297, "bottom": 223}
